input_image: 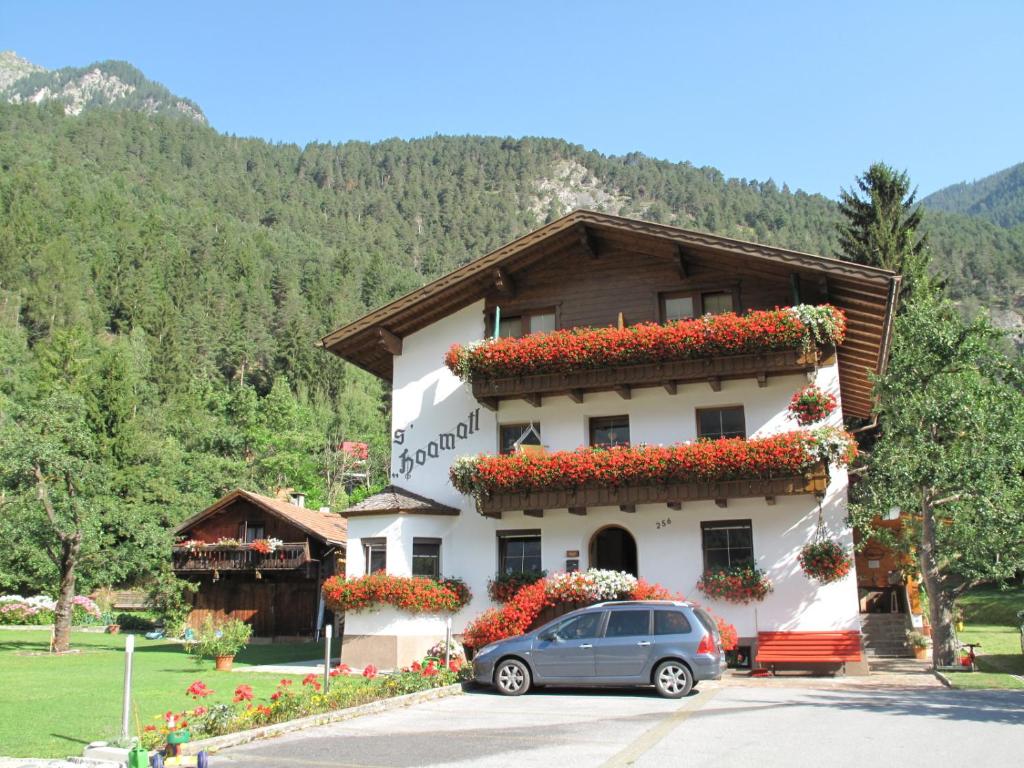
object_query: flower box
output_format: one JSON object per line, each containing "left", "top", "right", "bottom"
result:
{"left": 451, "top": 428, "right": 853, "bottom": 517}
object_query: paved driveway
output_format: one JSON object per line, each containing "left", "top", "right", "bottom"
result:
{"left": 217, "top": 683, "right": 1024, "bottom": 768}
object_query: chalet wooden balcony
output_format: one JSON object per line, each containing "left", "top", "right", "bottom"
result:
{"left": 172, "top": 542, "right": 312, "bottom": 572}
{"left": 472, "top": 347, "right": 820, "bottom": 410}
{"left": 476, "top": 464, "right": 829, "bottom": 518}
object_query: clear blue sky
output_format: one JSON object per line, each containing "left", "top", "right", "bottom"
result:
{"left": 2, "top": 1, "right": 1021, "bottom": 198}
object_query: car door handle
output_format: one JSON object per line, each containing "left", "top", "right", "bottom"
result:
{"left": 579, "top": 643, "right": 593, "bottom": 649}
{"left": 636, "top": 641, "right": 651, "bottom": 647}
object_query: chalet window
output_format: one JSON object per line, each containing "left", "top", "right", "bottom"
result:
{"left": 696, "top": 406, "right": 746, "bottom": 440}
{"left": 412, "top": 538, "right": 441, "bottom": 579}
{"left": 242, "top": 523, "right": 265, "bottom": 543}
{"left": 590, "top": 415, "right": 630, "bottom": 448}
{"left": 494, "top": 309, "right": 556, "bottom": 338}
{"left": 701, "top": 520, "right": 754, "bottom": 570}
{"left": 363, "top": 537, "right": 387, "bottom": 574}
{"left": 499, "top": 423, "right": 542, "bottom": 455}
{"left": 498, "top": 530, "right": 541, "bottom": 574}
{"left": 660, "top": 290, "right": 736, "bottom": 323}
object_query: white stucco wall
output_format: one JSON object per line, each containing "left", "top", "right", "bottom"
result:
{"left": 342, "top": 304, "right": 858, "bottom": 648}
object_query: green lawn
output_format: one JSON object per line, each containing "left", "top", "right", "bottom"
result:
{"left": 0, "top": 629, "right": 342, "bottom": 759}
{"left": 943, "top": 583, "right": 1024, "bottom": 690}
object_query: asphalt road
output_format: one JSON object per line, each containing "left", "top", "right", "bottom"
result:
{"left": 216, "top": 683, "right": 1024, "bottom": 768}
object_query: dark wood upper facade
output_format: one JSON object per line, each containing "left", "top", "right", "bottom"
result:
{"left": 321, "top": 211, "right": 900, "bottom": 420}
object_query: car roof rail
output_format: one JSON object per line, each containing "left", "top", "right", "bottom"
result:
{"left": 590, "top": 599, "right": 689, "bottom": 608}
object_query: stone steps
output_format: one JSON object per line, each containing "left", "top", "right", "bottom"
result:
{"left": 860, "top": 613, "right": 913, "bottom": 658}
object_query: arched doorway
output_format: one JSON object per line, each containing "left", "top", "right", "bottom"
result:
{"left": 589, "top": 526, "right": 638, "bottom": 576}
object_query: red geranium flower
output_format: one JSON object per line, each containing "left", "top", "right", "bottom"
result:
{"left": 232, "top": 684, "right": 254, "bottom": 703}
{"left": 186, "top": 681, "right": 213, "bottom": 698}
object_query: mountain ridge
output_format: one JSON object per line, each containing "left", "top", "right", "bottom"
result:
{"left": 922, "top": 161, "right": 1024, "bottom": 229}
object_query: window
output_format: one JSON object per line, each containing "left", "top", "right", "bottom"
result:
{"left": 589, "top": 415, "right": 630, "bottom": 448}
{"left": 605, "top": 610, "right": 651, "bottom": 637}
{"left": 551, "top": 611, "right": 604, "bottom": 641}
{"left": 242, "top": 523, "right": 265, "bottom": 543}
{"left": 697, "top": 406, "right": 746, "bottom": 439}
{"left": 494, "top": 309, "right": 556, "bottom": 338}
{"left": 659, "top": 290, "right": 736, "bottom": 323}
{"left": 701, "top": 520, "right": 754, "bottom": 570}
{"left": 363, "top": 537, "right": 387, "bottom": 574}
{"left": 701, "top": 291, "right": 734, "bottom": 315}
{"left": 654, "top": 610, "right": 692, "bottom": 635}
{"left": 498, "top": 531, "right": 542, "bottom": 574}
{"left": 499, "top": 423, "right": 542, "bottom": 455}
{"left": 412, "top": 538, "right": 441, "bottom": 579}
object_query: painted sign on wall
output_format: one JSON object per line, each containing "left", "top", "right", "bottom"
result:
{"left": 392, "top": 408, "right": 481, "bottom": 480}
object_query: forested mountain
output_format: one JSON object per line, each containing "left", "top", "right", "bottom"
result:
{"left": 1, "top": 71, "right": 1023, "bottom": 593}
{"left": 0, "top": 51, "right": 205, "bottom": 121}
{"left": 923, "top": 161, "right": 1024, "bottom": 229}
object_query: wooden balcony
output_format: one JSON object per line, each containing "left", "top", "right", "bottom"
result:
{"left": 472, "top": 347, "right": 821, "bottom": 410}
{"left": 477, "top": 464, "right": 829, "bottom": 518}
{"left": 172, "top": 542, "right": 312, "bottom": 572}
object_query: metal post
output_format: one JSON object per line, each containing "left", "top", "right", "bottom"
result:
{"left": 444, "top": 617, "right": 452, "bottom": 668}
{"left": 493, "top": 306, "right": 501, "bottom": 338}
{"left": 121, "top": 634, "right": 135, "bottom": 742}
{"left": 323, "top": 623, "right": 333, "bottom": 693}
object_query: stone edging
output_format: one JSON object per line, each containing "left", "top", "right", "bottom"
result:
{"left": 933, "top": 669, "right": 953, "bottom": 688}
{"left": 181, "top": 683, "right": 465, "bottom": 754}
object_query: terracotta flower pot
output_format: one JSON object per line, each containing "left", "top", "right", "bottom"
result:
{"left": 913, "top": 646, "right": 929, "bottom": 661}
{"left": 215, "top": 654, "right": 235, "bottom": 671}
{"left": 105, "top": 624, "right": 120, "bottom": 634}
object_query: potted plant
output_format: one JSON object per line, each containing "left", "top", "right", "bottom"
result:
{"left": 798, "top": 539, "right": 852, "bottom": 583}
{"left": 907, "top": 629, "right": 930, "bottom": 661}
{"left": 187, "top": 617, "right": 252, "bottom": 670}
{"left": 788, "top": 384, "right": 838, "bottom": 426}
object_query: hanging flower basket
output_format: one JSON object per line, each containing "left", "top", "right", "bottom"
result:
{"left": 798, "top": 539, "right": 852, "bottom": 583}
{"left": 788, "top": 384, "right": 837, "bottom": 426}
{"left": 695, "top": 563, "right": 773, "bottom": 604}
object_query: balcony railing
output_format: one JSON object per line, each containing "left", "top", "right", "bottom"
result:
{"left": 475, "top": 464, "right": 829, "bottom": 518}
{"left": 172, "top": 542, "right": 312, "bottom": 572}
{"left": 471, "top": 347, "right": 820, "bottom": 409}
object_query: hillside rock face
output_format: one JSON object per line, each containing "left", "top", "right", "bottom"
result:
{"left": 0, "top": 50, "right": 205, "bottom": 122}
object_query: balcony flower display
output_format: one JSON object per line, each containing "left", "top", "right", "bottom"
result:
{"left": 798, "top": 539, "right": 853, "bottom": 583}
{"left": 444, "top": 304, "right": 846, "bottom": 382}
{"left": 451, "top": 428, "right": 856, "bottom": 501}
{"left": 788, "top": 384, "right": 838, "bottom": 426}
{"left": 696, "top": 562, "right": 773, "bottom": 604}
{"left": 250, "top": 537, "right": 284, "bottom": 555}
{"left": 176, "top": 539, "right": 203, "bottom": 555}
{"left": 321, "top": 573, "right": 472, "bottom": 615}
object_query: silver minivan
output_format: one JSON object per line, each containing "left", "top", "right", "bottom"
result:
{"left": 472, "top": 600, "right": 726, "bottom": 698}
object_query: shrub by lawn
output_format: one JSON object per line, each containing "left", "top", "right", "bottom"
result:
{"left": 0, "top": 629, "right": 342, "bottom": 758}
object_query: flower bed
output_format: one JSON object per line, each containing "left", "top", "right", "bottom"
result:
{"left": 445, "top": 305, "right": 846, "bottom": 382}
{"left": 788, "top": 384, "right": 838, "bottom": 426}
{"left": 321, "top": 574, "right": 472, "bottom": 615}
{"left": 798, "top": 539, "right": 853, "bottom": 583}
{"left": 141, "top": 660, "right": 469, "bottom": 750}
{"left": 488, "top": 570, "right": 546, "bottom": 603}
{"left": 462, "top": 569, "right": 738, "bottom": 652}
{"left": 0, "top": 594, "right": 103, "bottom": 626}
{"left": 695, "top": 563, "right": 773, "bottom": 604}
{"left": 451, "top": 428, "right": 856, "bottom": 501}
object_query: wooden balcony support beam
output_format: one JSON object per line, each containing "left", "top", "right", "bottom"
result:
{"left": 667, "top": 501, "right": 682, "bottom": 510}
{"left": 765, "top": 496, "right": 776, "bottom": 505}
{"left": 619, "top": 504, "right": 636, "bottom": 513}
{"left": 568, "top": 389, "right": 584, "bottom": 404}
{"left": 708, "top": 376, "right": 722, "bottom": 392}
{"left": 568, "top": 506, "right": 587, "bottom": 516}
{"left": 614, "top": 384, "right": 632, "bottom": 400}
{"left": 663, "top": 381, "right": 677, "bottom": 395}
{"left": 524, "top": 508, "right": 544, "bottom": 518}
{"left": 715, "top": 498, "right": 728, "bottom": 508}
{"left": 576, "top": 223, "right": 598, "bottom": 258}
{"left": 522, "top": 393, "right": 542, "bottom": 408}
{"left": 676, "top": 245, "right": 690, "bottom": 278}
{"left": 479, "top": 397, "right": 499, "bottom": 412}
{"left": 756, "top": 371, "right": 768, "bottom": 388}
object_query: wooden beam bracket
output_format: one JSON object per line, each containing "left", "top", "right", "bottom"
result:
{"left": 663, "top": 381, "right": 677, "bottom": 395}
{"left": 756, "top": 371, "right": 768, "bottom": 388}
{"left": 614, "top": 384, "right": 632, "bottom": 400}
{"left": 479, "top": 397, "right": 499, "bottom": 412}
{"left": 493, "top": 267, "right": 516, "bottom": 297}
{"left": 568, "top": 389, "right": 584, "bottom": 404}
{"left": 676, "top": 245, "right": 690, "bottom": 278}
{"left": 576, "top": 223, "right": 598, "bottom": 258}
{"left": 522, "top": 393, "right": 542, "bottom": 408}
{"left": 619, "top": 504, "right": 636, "bottom": 514}
{"left": 667, "top": 501, "right": 682, "bottom": 511}
{"left": 707, "top": 376, "right": 722, "bottom": 392}
{"left": 568, "top": 506, "right": 587, "bottom": 516}
{"left": 524, "top": 508, "right": 544, "bottom": 518}
{"left": 376, "top": 327, "right": 403, "bottom": 356}
{"left": 714, "top": 498, "right": 728, "bottom": 508}
{"left": 765, "top": 496, "right": 776, "bottom": 505}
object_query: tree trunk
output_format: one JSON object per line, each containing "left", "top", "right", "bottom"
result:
{"left": 918, "top": 493, "right": 957, "bottom": 666}
{"left": 52, "top": 536, "right": 81, "bottom": 653}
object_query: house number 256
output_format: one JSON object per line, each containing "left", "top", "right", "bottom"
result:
{"left": 656, "top": 518, "right": 672, "bottom": 530}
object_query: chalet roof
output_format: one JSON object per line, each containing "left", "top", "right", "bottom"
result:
{"left": 320, "top": 209, "right": 900, "bottom": 419}
{"left": 342, "top": 485, "right": 460, "bottom": 518}
{"left": 174, "top": 489, "right": 348, "bottom": 547}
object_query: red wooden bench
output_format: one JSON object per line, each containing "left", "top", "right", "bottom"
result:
{"left": 755, "top": 631, "right": 863, "bottom": 675}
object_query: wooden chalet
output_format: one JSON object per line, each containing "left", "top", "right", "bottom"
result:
{"left": 173, "top": 489, "right": 346, "bottom": 637}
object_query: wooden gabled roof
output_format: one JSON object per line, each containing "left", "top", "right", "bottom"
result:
{"left": 175, "top": 489, "right": 348, "bottom": 547}
{"left": 342, "top": 485, "right": 460, "bottom": 518}
{"left": 321, "top": 210, "right": 900, "bottom": 420}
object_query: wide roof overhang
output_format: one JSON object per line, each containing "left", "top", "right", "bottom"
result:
{"left": 320, "top": 210, "right": 900, "bottom": 420}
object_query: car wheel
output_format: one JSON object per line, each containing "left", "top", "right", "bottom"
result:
{"left": 494, "top": 658, "right": 531, "bottom": 696}
{"left": 654, "top": 660, "right": 693, "bottom": 699}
